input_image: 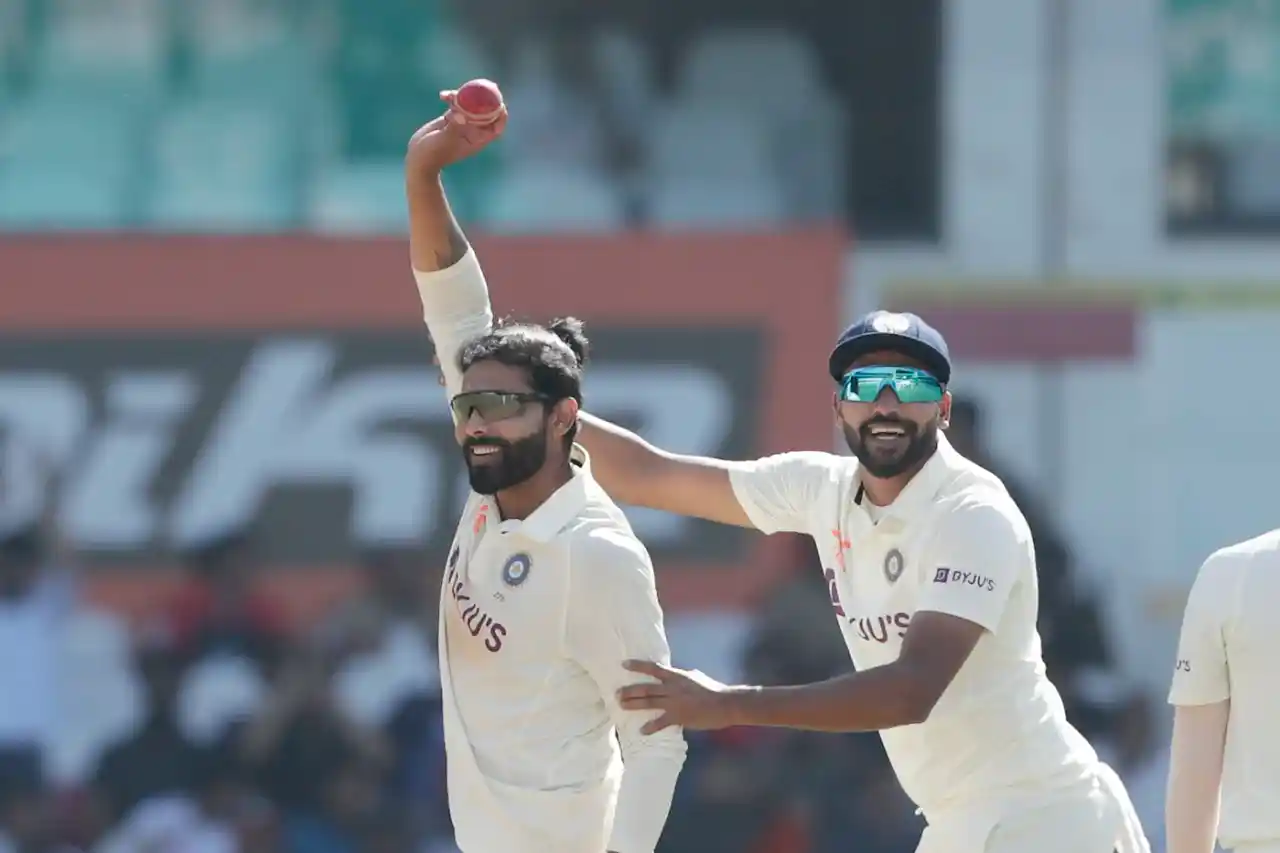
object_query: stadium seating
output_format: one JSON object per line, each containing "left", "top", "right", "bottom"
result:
{"left": 645, "top": 176, "right": 787, "bottom": 228}
{"left": 589, "top": 28, "right": 658, "bottom": 138}
{"left": 0, "top": 169, "right": 134, "bottom": 228}
{"left": 35, "top": 0, "right": 167, "bottom": 101}
{"left": 308, "top": 160, "right": 409, "bottom": 234}
{"left": 645, "top": 100, "right": 776, "bottom": 183}
{"left": 0, "top": 2, "right": 847, "bottom": 232}
{"left": 1223, "top": 138, "right": 1280, "bottom": 215}
{"left": 674, "top": 27, "right": 847, "bottom": 220}
{"left": 480, "top": 166, "right": 628, "bottom": 233}
{"left": 145, "top": 99, "right": 299, "bottom": 230}
{"left": 0, "top": 94, "right": 146, "bottom": 227}
{"left": 676, "top": 28, "right": 826, "bottom": 117}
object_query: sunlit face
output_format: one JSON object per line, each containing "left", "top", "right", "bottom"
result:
{"left": 453, "top": 360, "right": 576, "bottom": 495}
{"left": 833, "top": 350, "right": 951, "bottom": 479}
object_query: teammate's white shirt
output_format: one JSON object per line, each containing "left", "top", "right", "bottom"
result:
{"left": 414, "top": 253, "right": 686, "bottom": 853}
{"left": 1169, "top": 528, "right": 1280, "bottom": 851}
{"left": 727, "top": 443, "right": 1100, "bottom": 818}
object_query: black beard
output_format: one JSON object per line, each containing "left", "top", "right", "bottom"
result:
{"left": 842, "top": 417, "right": 939, "bottom": 478}
{"left": 463, "top": 426, "right": 549, "bottom": 495}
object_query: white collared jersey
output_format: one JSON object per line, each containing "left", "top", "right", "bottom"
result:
{"left": 414, "top": 255, "right": 685, "bottom": 853}
{"left": 1169, "top": 528, "right": 1280, "bottom": 850}
{"left": 728, "top": 436, "right": 1098, "bottom": 815}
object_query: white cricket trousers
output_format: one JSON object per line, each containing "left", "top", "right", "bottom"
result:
{"left": 914, "top": 764, "right": 1149, "bottom": 853}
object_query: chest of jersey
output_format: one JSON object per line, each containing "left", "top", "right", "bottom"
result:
{"left": 442, "top": 504, "right": 571, "bottom": 669}
{"left": 818, "top": 512, "right": 936, "bottom": 668}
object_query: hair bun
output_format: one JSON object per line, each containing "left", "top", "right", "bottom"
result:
{"left": 546, "top": 317, "right": 590, "bottom": 366}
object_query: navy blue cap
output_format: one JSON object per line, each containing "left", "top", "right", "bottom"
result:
{"left": 828, "top": 311, "right": 952, "bottom": 384}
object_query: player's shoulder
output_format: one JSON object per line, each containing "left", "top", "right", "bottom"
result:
{"left": 566, "top": 521, "right": 658, "bottom": 604}
{"left": 565, "top": 498, "right": 654, "bottom": 576}
{"left": 931, "top": 475, "right": 1031, "bottom": 550}
{"left": 936, "top": 467, "right": 1025, "bottom": 525}
{"left": 759, "top": 449, "right": 854, "bottom": 471}
{"left": 1199, "top": 528, "right": 1280, "bottom": 582}
{"left": 742, "top": 450, "right": 858, "bottom": 487}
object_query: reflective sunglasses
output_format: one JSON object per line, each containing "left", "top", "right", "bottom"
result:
{"left": 840, "top": 366, "right": 945, "bottom": 404}
{"left": 450, "top": 391, "right": 549, "bottom": 423}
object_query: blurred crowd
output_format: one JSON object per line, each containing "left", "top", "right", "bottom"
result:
{"left": 0, "top": 517, "right": 451, "bottom": 853}
{"left": 0, "top": 399, "right": 1171, "bottom": 853}
{"left": 0, "top": 0, "right": 855, "bottom": 232}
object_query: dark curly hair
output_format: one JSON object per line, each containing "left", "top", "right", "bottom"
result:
{"left": 457, "top": 317, "right": 591, "bottom": 444}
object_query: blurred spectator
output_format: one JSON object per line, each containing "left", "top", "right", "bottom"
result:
{"left": 946, "top": 400, "right": 1127, "bottom": 740}
{"left": 318, "top": 549, "right": 445, "bottom": 829}
{"left": 167, "top": 530, "right": 287, "bottom": 672}
{"left": 0, "top": 517, "right": 138, "bottom": 790}
{"left": 92, "top": 642, "right": 203, "bottom": 821}
{"left": 237, "top": 647, "right": 389, "bottom": 816}
{"left": 0, "top": 524, "right": 67, "bottom": 762}
{"left": 713, "top": 538, "right": 924, "bottom": 853}
{"left": 659, "top": 729, "right": 786, "bottom": 853}
{"left": 807, "top": 741, "right": 921, "bottom": 853}
{"left": 317, "top": 548, "right": 436, "bottom": 660}
{"left": 94, "top": 743, "right": 265, "bottom": 853}
{"left": 0, "top": 761, "right": 61, "bottom": 853}
{"left": 742, "top": 536, "right": 849, "bottom": 687}
{"left": 282, "top": 748, "right": 387, "bottom": 853}
{"left": 234, "top": 797, "right": 284, "bottom": 853}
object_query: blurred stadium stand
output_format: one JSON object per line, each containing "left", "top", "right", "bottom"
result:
{"left": 0, "top": 0, "right": 864, "bottom": 233}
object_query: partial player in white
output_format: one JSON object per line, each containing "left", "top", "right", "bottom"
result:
{"left": 406, "top": 92, "right": 685, "bottom": 853}
{"left": 585, "top": 316, "right": 1153, "bottom": 853}
{"left": 1167, "top": 528, "right": 1280, "bottom": 853}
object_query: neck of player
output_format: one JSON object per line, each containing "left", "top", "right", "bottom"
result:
{"left": 495, "top": 460, "right": 574, "bottom": 521}
{"left": 859, "top": 452, "right": 933, "bottom": 507}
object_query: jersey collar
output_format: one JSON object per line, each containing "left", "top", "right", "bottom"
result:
{"left": 864, "top": 433, "right": 961, "bottom": 525}
{"left": 497, "top": 444, "right": 592, "bottom": 544}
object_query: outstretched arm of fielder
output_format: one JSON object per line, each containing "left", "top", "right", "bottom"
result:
{"left": 577, "top": 415, "right": 757, "bottom": 528}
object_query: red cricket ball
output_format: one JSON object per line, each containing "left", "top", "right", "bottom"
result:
{"left": 454, "top": 79, "right": 505, "bottom": 124}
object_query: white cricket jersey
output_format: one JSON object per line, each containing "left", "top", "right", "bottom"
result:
{"left": 414, "top": 253, "right": 686, "bottom": 853}
{"left": 1169, "top": 528, "right": 1280, "bottom": 850}
{"left": 727, "top": 439, "right": 1099, "bottom": 817}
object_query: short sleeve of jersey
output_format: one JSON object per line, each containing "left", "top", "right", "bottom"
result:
{"left": 914, "top": 496, "right": 1029, "bottom": 633}
{"left": 727, "top": 452, "right": 841, "bottom": 535}
{"left": 1168, "top": 552, "right": 1238, "bottom": 707}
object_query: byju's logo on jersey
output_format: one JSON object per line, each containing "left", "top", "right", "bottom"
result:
{"left": 445, "top": 559, "right": 507, "bottom": 653}
{"left": 850, "top": 612, "right": 912, "bottom": 644}
{"left": 501, "top": 553, "right": 532, "bottom": 587}
{"left": 933, "top": 568, "right": 996, "bottom": 591}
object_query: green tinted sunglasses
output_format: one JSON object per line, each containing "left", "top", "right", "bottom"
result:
{"left": 840, "top": 366, "right": 945, "bottom": 404}
{"left": 450, "top": 390, "right": 549, "bottom": 422}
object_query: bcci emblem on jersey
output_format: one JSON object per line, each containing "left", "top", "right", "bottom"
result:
{"left": 884, "top": 548, "right": 905, "bottom": 584}
{"left": 501, "top": 553, "right": 532, "bottom": 587}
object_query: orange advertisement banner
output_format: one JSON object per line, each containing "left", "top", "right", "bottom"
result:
{"left": 0, "top": 231, "right": 844, "bottom": 622}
